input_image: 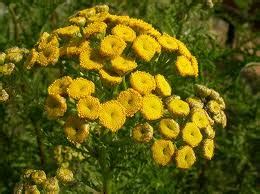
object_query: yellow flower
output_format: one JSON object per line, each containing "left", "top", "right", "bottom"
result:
{"left": 68, "top": 16, "right": 86, "bottom": 26}
{"left": 155, "top": 74, "right": 172, "bottom": 97}
{"left": 175, "top": 145, "right": 196, "bottom": 169}
{"left": 99, "top": 100, "right": 126, "bottom": 132}
{"left": 117, "top": 88, "right": 143, "bottom": 117}
{"left": 37, "top": 45, "right": 60, "bottom": 66}
{"left": 80, "top": 51, "right": 103, "bottom": 70}
{"left": 182, "top": 122, "right": 202, "bottom": 147}
{"left": 111, "top": 56, "right": 137, "bottom": 75}
{"left": 207, "top": 100, "right": 221, "bottom": 115}
{"left": 24, "top": 49, "right": 38, "bottom": 69}
{"left": 24, "top": 185, "right": 40, "bottom": 194}
{"left": 216, "top": 97, "right": 226, "bottom": 110}
{"left": 64, "top": 116, "right": 89, "bottom": 144}
{"left": 37, "top": 32, "right": 59, "bottom": 50}
{"left": 167, "top": 98, "right": 190, "bottom": 117}
{"left": 151, "top": 139, "right": 175, "bottom": 166}
{"left": 157, "top": 33, "right": 178, "bottom": 51}
{"left": 202, "top": 139, "right": 214, "bottom": 160}
{"left": 176, "top": 40, "right": 192, "bottom": 59}
{"left": 83, "top": 21, "right": 107, "bottom": 38}
{"left": 60, "top": 41, "right": 81, "bottom": 57}
{"left": 95, "top": 5, "right": 109, "bottom": 13}
{"left": 67, "top": 78, "right": 95, "bottom": 100}
{"left": 185, "top": 97, "right": 204, "bottom": 109}
{"left": 130, "top": 71, "right": 156, "bottom": 95}
{"left": 0, "top": 89, "right": 9, "bottom": 102}
{"left": 5, "top": 47, "right": 24, "bottom": 63}
{"left": 0, "top": 52, "right": 6, "bottom": 65}
{"left": 132, "top": 34, "right": 159, "bottom": 61}
{"left": 100, "top": 35, "right": 126, "bottom": 58}
{"left": 175, "top": 55, "right": 196, "bottom": 77}
{"left": 54, "top": 25, "right": 80, "bottom": 37}
{"left": 31, "top": 170, "right": 47, "bottom": 185}
{"left": 141, "top": 94, "right": 163, "bottom": 120}
{"left": 0, "top": 63, "right": 15, "bottom": 75}
{"left": 190, "top": 56, "right": 199, "bottom": 77}
{"left": 191, "top": 108, "right": 210, "bottom": 129}
{"left": 77, "top": 7, "right": 96, "bottom": 18}
{"left": 202, "top": 125, "right": 215, "bottom": 139}
{"left": 43, "top": 177, "right": 59, "bottom": 192}
{"left": 99, "top": 69, "right": 122, "bottom": 85}
{"left": 48, "top": 76, "right": 73, "bottom": 96}
{"left": 106, "top": 14, "right": 130, "bottom": 24}
{"left": 111, "top": 24, "right": 136, "bottom": 42}
{"left": 45, "top": 95, "right": 67, "bottom": 118}
{"left": 77, "top": 96, "right": 100, "bottom": 120}
{"left": 213, "top": 110, "right": 227, "bottom": 128}
{"left": 56, "top": 167, "right": 74, "bottom": 183}
{"left": 159, "top": 119, "right": 180, "bottom": 139}
{"left": 194, "top": 84, "right": 211, "bottom": 98}
{"left": 132, "top": 123, "right": 153, "bottom": 143}
{"left": 87, "top": 12, "right": 109, "bottom": 23}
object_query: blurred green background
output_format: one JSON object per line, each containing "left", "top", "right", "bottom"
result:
{"left": 0, "top": 0, "right": 259, "bottom": 193}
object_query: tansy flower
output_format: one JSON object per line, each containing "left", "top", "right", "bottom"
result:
{"left": 80, "top": 51, "right": 103, "bottom": 70}
{"left": 186, "top": 97, "right": 204, "bottom": 109}
{"left": 190, "top": 56, "right": 199, "bottom": 77}
{"left": 176, "top": 145, "right": 196, "bottom": 169}
{"left": 194, "top": 84, "right": 211, "bottom": 98}
{"left": 99, "top": 69, "right": 122, "bottom": 85}
{"left": 45, "top": 95, "right": 67, "bottom": 118}
{"left": 111, "top": 56, "right": 137, "bottom": 75}
{"left": 54, "top": 25, "right": 80, "bottom": 37}
{"left": 175, "top": 55, "right": 196, "bottom": 77}
{"left": 87, "top": 12, "right": 109, "bottom": 23}
{"left": 182, "top": 122, "right": 202, "bottom": 147}
{"left": 77, "top": 96, "right": 100, "bottom": 120}
{"left": 0, "top": 89, "right": 9, "bottom": 102}
{"left": 191, "top": 108, "right": 210, "bottom": 129}
{"left": 111, "top": 24, "right": 136, "bottom": 42}
{"left": 207, "top": 100, "right": 221, "bottom": 115}
{"left": 83, "top": 21, "right": 107, "bottom": 38}
{"left": 59, "top": 41, "right": 81, "bottom": 57}
{"left": 157, "top": 33, "right": 178, "bottom": 52}
{"left": 99, "top": 100, "right": 126, "bottom": 132}
{"left": 141, "top": 94, "right": 163, "bottom": 120}
{"left": 106, "top": 14, "right": 130, "bottom": 24}
{"left": 5, "top": 47, "right": 24, "bottom": 63}
{"left": 67, "top": 78, "right": 95, "bottom": 100}
{"left": 213, "top": 110, "right": 227, "bottom": 128}
{"left": 209, "top": 89, "right": 220, "bottom": 100}
{"left": 167, "top": 98, "right": 190, "bottom": 117}
{"left": 64, "top": 116, "right": 89, "bottom": 144}
{"left": 159, "top": 118, "right": 180, "bottom": 139}
{"left": 43, "top": 177, "right": 60, "bottom": 192}
{"left": 117, "top": 88, "right": 143, "bottom": 117}
{"left": 0, "top": 63, "right": 15, "bottom": 75}
{"left": 202, "top": 139, "right": 214, "bottom": 160}
{"left": 37, "top": 45, "right": 59, "bottom": 66}
{"left": 132, "top": 123, "right": 153, "bottom": 143}
{"left": 176, "top": 40, "right": 192, "bottom": 59}
{"left": 31, "top": 170, "right": 46, "bottom": 185}
{"left": 100, "top": 35, "right": 126, "bottom": 58}
{"left": 151, "top": 139, "right": 175, "bottom": 166}
{"left": 130, "top": 71, "right": 156, "bottom": 95}
{"left": 37, "top": 32, "right": 59, "bottom": 50}
{"left": 24, "top": 49, "right": 38, "bottom": 69}
{"left": 77, "top": 7, "right": 96, "bottom": 18}
{"left": 69, "top": 16, "right": 86, "bottom": 26}
{"left": 95, "top": 5, "right": 109, "bottom": 13}
{"left": 216, "top": 97, "right": 226, "bottom": 110}
{"left": 202, "top": 125, "right": 215, "bottom": 139}
{"left": 48, "top": 76, "right": 73, "bottom": 96}
{"left": 132, "top": 34, "right": 158, "bottom": 61}
{"left": 155, "top": 74, "right": 172, "bottom": 97}
{"left": 56, "top": 167, "right": 74, "bottom": 184}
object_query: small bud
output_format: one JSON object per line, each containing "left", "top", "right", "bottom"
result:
{"left": 13, "top": 183, "right": 23, "bottom": 194}
{"left": 23, "top": 169, "right": 37, "bottom": 180}
{"left": 0, "top": 63, "right": 15, "bottom": 75}
{"left": 194, "top": 84, "right": 211, "bottom": 98}
{"left": 186, "top": 96, "right": 204, "bottom": 109}
{"left": 5, "top": 47, "right": 24, "bottom": 63}
{"left": 95, "top": 5, "right": 109, "bottom": 13}
{"left": 132, "top": 123, "right": 153, "bottom": 143}
{"left": 43, "top": 177, "right": 59, "bottom": 192}
{"left": 24, "top": 185, "right": 40, "bottom": 194}
{"left": 165, "top": 95, "right": 181, "bottom": 105}
{"left": 207, "top": 100, "right": 221, "bottom": 115}
{"left": 56, "top": 167, "right": 74, "bottom": 183}
{"left": 69, "top": 16, "right": 86, "bottom": 27}
{"left": 31, "top": 170, "right": 47, "bottom": 185}
{"left": 0, "top": 89, "right": 9, "bottom": 102}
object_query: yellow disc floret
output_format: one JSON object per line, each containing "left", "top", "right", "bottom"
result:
{"left": 117, "top": 88, "right": 143, "bottom": 117}
{"left": 175, "top": 55, "right": 196, "bottom": 77}
{"left": 191, "top": 108, "right": 210, "bottom": 129}
{"left": 130, "top": 71, "right": 156, "bottom": 95}
{"left": 48, "top": 76, "right": 73, "bottom": 96}
{"left": 132, "top": 123, "right": 153, "bottom": 143}
{"left": 182, "top": 122, "right": 202, "bottom": 147}
{"left": 111, "top": 24, "right": 136, "bottom": 42}
{"left": 167, "top": 98, "right": 190, "bottom": 117}
{"left": 99, "top": 69, "right": 122, "bottom": 85}
{"left": 67, "top": 78, "right": 95, "bottom": 100}
{"left": 77, "top": 96, "right": 100, "bottom": 120}
{"left": 83, "top": 21, "right": 107, "bottom": 38}
{"left": 141, "top": 94, "right": 163, "bottom": 120}
{"left": 111, "top": 56, "right": 137, "bottom": 75}
{"left": 159, "top": 118, "right": 180, "bottom": 139}
{"left": 100, "top": 35, "right": 126, "bottom": 58}
{"left": 45, "top": 95, "right": 67, "bottom": 118}
{"left": 157, "top": 33, "right": 178, "bottom": 52}
{"left": 99, "top": 100, "right": 126, "bottom": 132}
{"left": 151, "top": 139, "right": 175, "bottom": 166}
{"left": 132, "top": 34, "right": 159, "bottom": 61}
{"left": 176, "top": 145, "right": 196, "bottom": 169}
{"left": 155, "top": 74, "right": 172, "bottom": 97}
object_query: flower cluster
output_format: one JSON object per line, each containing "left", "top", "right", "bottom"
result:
{"left": 15, "top": 167, "right": 74, "bottom": 194}
{"left": 21, "top": 5, "right": 226, "bottom": 170}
